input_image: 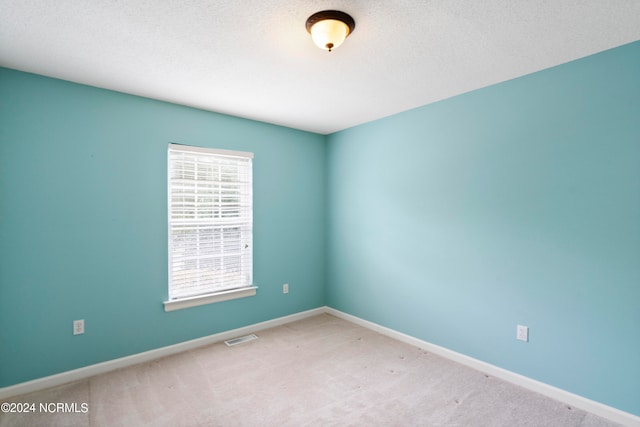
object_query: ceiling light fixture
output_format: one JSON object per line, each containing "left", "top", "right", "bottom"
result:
{"left": 305, "top": 10, "right": 355, "bottom": 52}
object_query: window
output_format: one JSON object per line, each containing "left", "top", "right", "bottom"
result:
{"left": 164, "top": 144, "right": 255, "bottom": 311}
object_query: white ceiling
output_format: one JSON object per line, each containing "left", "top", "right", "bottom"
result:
{"left": 1, "top": 1, "right": 640, "bottom": 135}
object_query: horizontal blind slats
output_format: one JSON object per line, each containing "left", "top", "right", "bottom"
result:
{"left": 168, "top": 145, "right": 253, "bottom": 300}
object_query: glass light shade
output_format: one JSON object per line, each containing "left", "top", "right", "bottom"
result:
{"left": 310, "top": 19, "right": 349, "bottom": 51}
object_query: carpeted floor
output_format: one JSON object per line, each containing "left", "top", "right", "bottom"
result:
{"left": 0, "top": 314, "right": 624, "bottom": 426}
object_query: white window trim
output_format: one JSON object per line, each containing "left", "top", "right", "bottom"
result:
{"left": 167, "top": 143, "right": 254, "bottom": 159}
{"left": 165, "top": 143, "right": 255, "bottom": 311}
{"left": 164, "top": 286, "right": 258, "bottom": 312}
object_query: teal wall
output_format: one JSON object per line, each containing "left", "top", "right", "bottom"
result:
{"left": 0, "top": 68, "right": 326, "bottom": 387}
{"left": 1, "top": 41, "right": 639, "bottom": 416}
{"left": 326, "top": 41, "right": 640, "bottom": 415}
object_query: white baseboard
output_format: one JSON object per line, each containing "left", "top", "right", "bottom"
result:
{"left": 0, "top": 307, "right": 325, "bottom": 400}
{"left": 325, "top": 307, "right": 640, "bottom": 427}
{"left": 2, "top": 305, "right": 638, "bottom": 426}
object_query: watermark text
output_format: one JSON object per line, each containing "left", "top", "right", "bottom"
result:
{"left": 1, "top": 402, "right": 89, "bottom": 413}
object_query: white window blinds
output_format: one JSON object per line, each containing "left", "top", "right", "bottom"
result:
{"left": 168, "top": 144, "right": 253, "bottom": 301}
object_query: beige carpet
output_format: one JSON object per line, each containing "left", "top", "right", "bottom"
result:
{"left": 0, "top": 314, "right": 623, "bottom": 426}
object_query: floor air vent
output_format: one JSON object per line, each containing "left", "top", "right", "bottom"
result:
{"left": 224, "top": 334, "right": 258, "bottom": 347}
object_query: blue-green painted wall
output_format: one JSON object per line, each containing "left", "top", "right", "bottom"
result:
{"left": 1, "top": 41, "right": 639, "bottom": 417}
{"left": 327, "top": 41, "right": 640, "bottom": 415}
{"left": 0, "top": 68, "right": 326, "bottom": 387}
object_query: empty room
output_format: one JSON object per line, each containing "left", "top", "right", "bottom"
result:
{"left": 1, "top": 1, "right": 639, "bottom": 426}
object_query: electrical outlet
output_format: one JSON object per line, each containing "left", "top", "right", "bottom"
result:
{"left": 73, "top": 319, "right": 85, "bottom": 335}
{"left": 283, "top": 283, "right": 289, "bottom": 294}
{"left": 517, "top": 324, "right": 528, "bottom": 342}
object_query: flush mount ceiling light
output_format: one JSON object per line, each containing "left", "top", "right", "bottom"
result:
{"left": 305, "top": 10, "right": 355, "bottom": 52}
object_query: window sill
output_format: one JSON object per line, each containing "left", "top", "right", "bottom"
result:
{"left": 164, "top": 286, "right": 258, "bottom": 312}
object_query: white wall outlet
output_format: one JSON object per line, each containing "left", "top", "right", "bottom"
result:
{"left": 517, "top": 324, "right": 528, "bottom": 342}
{"left": 73, "top": 319, "right": 85, "bottom": 335}
{"left": 283, "top": 283, "right": 289, "bottom": 294}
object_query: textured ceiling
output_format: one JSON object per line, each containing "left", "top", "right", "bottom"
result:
{"left": 1, "top": 1, "right": 640, "bottom": 134}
